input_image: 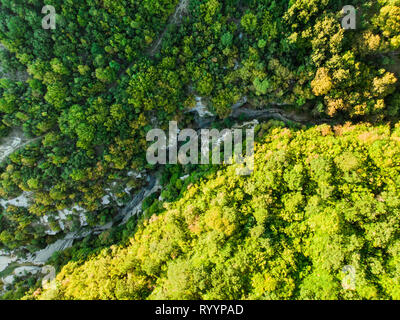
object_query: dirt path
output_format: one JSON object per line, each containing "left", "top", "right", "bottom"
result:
{"left": 0, "top": 128, "right": 42, "bottom": 163}
{"left": 147, "top": 0, "right": 189, "bottom": 57}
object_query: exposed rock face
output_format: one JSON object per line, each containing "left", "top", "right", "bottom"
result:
{"left": 0, "top": 128, "right": 41, "bottom": 164}
{"left": 13, "top": 266, "right": 40, "bottom": 277}
{"left": 0, "top": 191, "right": 32, "bottom": 209}
{"left": 0, "top": 255, "right": 15, "bottom": 273}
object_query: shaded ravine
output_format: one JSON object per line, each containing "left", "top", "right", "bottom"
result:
{"left": 230, "top": 106, "right": 334, "bottom": 126}
{"left": 193, "top": 97, "right": 334, "bottom": 129}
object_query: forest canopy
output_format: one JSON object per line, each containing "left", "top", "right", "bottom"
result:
{"left": 0, "top": 0, "right": 399, "bottom": 300}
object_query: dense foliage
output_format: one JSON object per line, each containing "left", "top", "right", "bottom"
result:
{"left": 0, "top": 0, "right": 180, "bottom": 252}
{"left": 29, "top": 122, "right": 400, "bottom": 300}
